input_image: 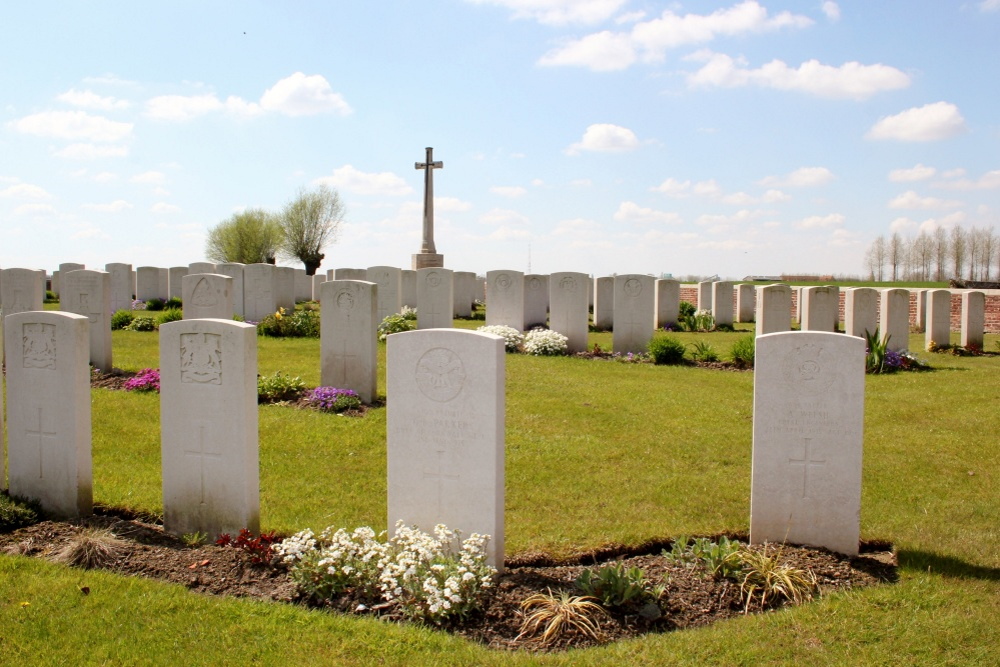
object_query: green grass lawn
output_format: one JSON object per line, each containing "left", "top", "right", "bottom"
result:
{"left": 2, "top": 323, "right": 998, "bottom": 665}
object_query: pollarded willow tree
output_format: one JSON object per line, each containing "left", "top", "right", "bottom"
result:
{"left": 205, "top": 208, "right": 283, "bottom": 265}
{"left": 278, "top": 184, "right": 345, "bottom": 276}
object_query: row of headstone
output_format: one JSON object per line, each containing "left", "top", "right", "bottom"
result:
{"left": 2, "top": 305, "right": 880, "bottom": 562}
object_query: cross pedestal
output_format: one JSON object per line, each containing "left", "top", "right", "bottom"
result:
{"left": 412, "top": 253, "right": 444, "bottom": 270}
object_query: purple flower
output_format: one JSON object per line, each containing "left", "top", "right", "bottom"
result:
{"left": 124, "top": 368, "right": 161, "bottom": 393}
{"left": 308, "top": 386, "right": 362, "bottom": 412}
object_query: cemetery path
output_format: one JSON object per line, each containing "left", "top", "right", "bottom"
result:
{"left": 0, "top": 511, "right": 896, "bottom": 653}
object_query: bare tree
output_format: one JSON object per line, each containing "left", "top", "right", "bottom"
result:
{"left": 950, "top": 226, "right": 967, "bottom": 280}
{"left": 865, "top": 235, "right": 887, "bottom": 281}
{"left": 967, "top": 227, "right": 981, "bottom": 280}
{"left": 888, "top": 232, "right": 905, "bottom": 281}
{"left": 278, "top": 185, "right": 345, "bottom": 276}
{"left": 911, "top": 232, "right": 933, "bottom": 281}
{"left": 974, "top": 227, "right": 996, "bottom": 281}
{"left": 932, "top": 226, "right": 949, "bottom": 281}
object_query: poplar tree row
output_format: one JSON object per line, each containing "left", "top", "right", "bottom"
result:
{"left": 863, "top": 226, "right": 998, "bottom": 282}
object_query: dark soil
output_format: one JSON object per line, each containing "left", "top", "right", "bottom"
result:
{"left": 1, "top": 509, "right": 896, "bottom": 652}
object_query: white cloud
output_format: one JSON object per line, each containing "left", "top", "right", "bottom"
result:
{"left": 794, "top": 213, "right": 845, "bottom": 229}
{"left": 56, "top": 89, "right": 130, "bottom": 111}
{"left": 93, "top": 171, "right": 118, "bottom": 183}
{"left": 54, "top": 143, "right": 129, "bottom": 159}
{"left": 613, "top": 201, "right": 681, "bottom": 224}
{"left": 888, "top": 216, "right": 918, "bottom": 234}
{"left": 9, "top": 110, "right": 133, "bottom": 142}
{"left": 866, "top": 101, "right": 968, "bottom": 142}
{"left": 145, "top": 94, "right": 224, "bottom": 121}
{"left": 933, "top": 170, "right": 1000, "bottom": 191}
{"left": 539, "top": 1, "right": 813, "bottom": 71}
{"left": 82, "top": 199, "right": 133, "bottom": 213}
{"left": 692, "top": 180, "right": 721, "bottom": 197}
{"left": 466, "top": 0, "right": 627, "bottom": 25}
{"left": 488, "top": 226, "right": 532, "bottom": 241}
{"left": 651, "top": 178, "right": 692, "bottom": 196}
{"left": 821, "top": 1, "right": 840, "bottom": 21}
{"left": 695, "top": 209, "right": 764, "bottom": 226}
{"left": 131, "top": 171, "right": 167, "bottom": 185}
{"left": 260, "top": 72, "right": 352, "bottom": 116}
{"left": 480, "top": 208, "right": 529, "bottom": 227}
{"left": 888, "top": 163, "right": 936, "bottom": 182}
{"left": 490, "top": 186, "right": 527, "bottom": 198}
{"left": 434, "top": 197, "right": 474, "bottom": 212}
{"left": 684, "top": 51, "right": 909, "bottom": 100}
{"left": 888, "top": 190, "right": 963, "bottom": 210}
{"left": 14, "top": 203, "right": 56, "bottom": 216}
{"left": 722, "top": 189, "right": 790, "bottom": 205}
{"left": 314, "top": 165, "right": 412, "bottom": 196}
{"left": 566, "top": 123, "right": 639, "bottom": 154}
{"left": 72, "top": 225, "right": 112, "bottom": 240}
{"left": 980, "top": 0, "right": 1000, "bottom": 11}
{"left": 0, "top": 183, "right": 51, "bottom": 199}
{"left": 759, "top": 167, "right": 834, "bottom": 187}
{"left": 552, "top": 218, "right": 601, "bottom": 235}
{"left": 151, "top": 202, "right": 181, "bottom": 214}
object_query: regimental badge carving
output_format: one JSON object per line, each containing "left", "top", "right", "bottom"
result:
{"left": 191, "top": 278, "right": 218, "bottom": 307}
{"left": 415, "top": 347, "right": 466, "bottom": 402}
{"left": 559, "top": 276, "right": 577, "bottom": 292}
{"left": 22, "top": 323, "right": 56, "bottom": 370}
{"left": 494, "top": 273, "right": 512, "bottom": 292}
{"left": 624, "top": 278, "right": 642, "bottom": 297}
{"left": 528, "top": 277, "right": 541, "bottom": 290}
{"left": 336, "top": 289, "right": 355, "bottom": 310}
{"left": 426, "top": 271, "right": 442, "bottom": 288}
{"left": 782, "top": 343, "right": 835, "bottom": 394}
{"left": 180, "top": 332, "right": 223, "bottom": 384}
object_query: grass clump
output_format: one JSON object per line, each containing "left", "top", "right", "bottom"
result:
{"left": 155, "top": 308, "right": 183, "bottom": 326}
{"left": 648, "top": 335, "right": 686, "bottom": 365}
{"left": 517, "top": 589, "right": 607, "bottom": 646}
{"left": 52, "top": 527, "right": 128, "bottom": 569}
{"left": 257, "top": 371, "right": 307, "bottom": 402}
{"left": 737, "top": 545, "right": 818, "bottom": 612}
{"left": 729, "top": 334, "right": 755, "bottom": 368}
{"left": 688, "top": 340, "right": 720, "bottom": 362}
{"left": 0, "top": 493, "right": 42, "bottom": 533}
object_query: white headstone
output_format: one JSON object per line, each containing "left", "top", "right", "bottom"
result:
{"left": 135, "top": 266, "right": 161, "bottom": 302}
{"left": 594, "top": 277, "right": 614, "bottom": 330}
{"left": 183, "top": 274, "right": 234, "bottom": 320}
{"left": 159, "top": 319, "right": 259, "bottom": 537}
{"left": 613, "top": 274, "right": 655, "bottom": 353}
{"left": 189, "top": 262, "right": 217, "bottom": 275}
{"left": 311, "top": 274, "right": 326, "bottom": 301}
{"left": 523, "top": 274, "right": 549, "bottom": 328}
{"left": 961, "top": 291, "right": 985, "bottom": 349}
{"left": 320, "top": 280, "right": 378, "bottom": 403}
{"left": 655, "top": 279, "right": 680, "bottom": 329}
{"left": 5, "top": 311, "right": 92, "bottom": 518}
{"left": 275, "top": 266, "right": 296, "bottom": 312}
{"left": 216, "top": 263, "right": 246, "bottom": 318}
{"left": 925, "top": 289, "right": 951, "bottom": 349}
{"left": 486, "top": 270, "right": 525, "bottom": 331}
{"left": 367, "top": 266, "right": 403, "bottom": 322}
{"left": 401, "top": 269, "right": 418, "bottom": 309}
{"left": 879, "top": 288, "right": 910, "bottom": 352}
{"left": 549, "top": 272, "right": 590, "bottom": 353}
{"left": 105, "top": 262, "right": 133, "bottom": 313}
{"left": 453, "top": 271, "right": 476, "bottom": 318}
{"left": 756, "top": 284, "right": 792, "bottom": 335}
{"left": 294, "top": 268, "right": 312, "bottom": 302}
{"left": 158, "top": 268, "right": 169, "bottom": 302}
{"left": 712, "top": 281, "right": 734, "bottom": 327}
{"left": 914, "top": 289, "right": 927, "bottom": 333}
{"left": 61, "top": 269, "right": 112, "bottom": 371}
{"left": 57, "top": 263, "right": 85, "bottom": 290}
{"left": 387, "top": 329, "right": 505, "bottom": 568}
{"left": 417, "top": 268, "right": 454, "bottom": 330}
{"left": 736, "top": 283, "right": 756, "bottom": 323}
{"left": 335, "top": 268, "right": 368, "bottom": 281}
{"left": 751, "top": 331, "right": 864, "bottom": 555}
{"left": 697, "top": 281, "right": 713, "bottom": 311}
{"left": 168, "top": 267, "right": 188, "bottom": 300}
{"left": 243, "top": 263, "right": 277, "bottom": 322}
{"left": 1, "top": 268, "right": 45, "bottom": 317}
{"left": 801, "top": 286, "right": 837, "bottom": 332}
{"left": 844, "top": 287, "right": 879, "bottom": 339}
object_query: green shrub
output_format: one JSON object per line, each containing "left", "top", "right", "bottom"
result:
{"left": 155, "top": 308, "right": 183, "bottom": 326}
{"left": 378, "top": 313, "right": 415, "bottom": 341}
{"left": 730, "top": 334, "right": 755, "bottom": 368}
{"left": 257, "top": 308, "right": 320, "bottom": 338}
{"left": 257, "top": 371, "right": 307, "bottom": 402}
{"left": 575, "top": 562, "right": 663, "bottom": 607}
{"left": 648, "top": 335, "right": 686, "bottom": 365}
{"left": 400, "top": 305, "right": 418, "bottom": 321}
{"left": 164, "top": 296, "right": 183, "bottom": 309}
{"left": 111, "top": 309, "right": 136, "bottom": 330}
{"left": 678, "top": 301, "right": 696, "bottom": 319}
{"left": 125, "top": 315, "right": 156, "bottom": 332}
{"left": 864, "top": 328, "right": 888, "bottom": 374}
{"left": 0, "top": 493, "right": 41, "bottom": 532}
{"left": 144, "top": 298, "right": 165, "bottom": 311}
{"left": 681, "top": 309, "right": 716, "bottom": 332}
{"left": 44, "top": 290, "right": 58, "bottom": 303}
{"left": 289, "top": 309, "right": 320, "bottom": 337}
{"left": 688, "top": 340, "right": 719, "bottom": 362}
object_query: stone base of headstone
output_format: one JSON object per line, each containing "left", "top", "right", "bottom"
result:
{"left": 412, "top": 253, "right": 444, "bottom": 270}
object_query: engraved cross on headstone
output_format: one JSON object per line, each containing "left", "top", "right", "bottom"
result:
{"left": 415, "top": 147, "right": 443, "bottom": 254}
{"left": 788, "top": 438, "right": 826, "bottom": 499}
{"left": 26, "top": 407, "right": 58, "bottom": 480}
{"left": 184, "top": 424, "right": 222, "bottom": 506}
{"left": 80, "top": 292, "right": 103, "bottom": 325}
{"left": 334, "top": 338, "right": 358, "bottom": 381}
{"left": 423, "top": 449, "right": 459, "bottom": 515}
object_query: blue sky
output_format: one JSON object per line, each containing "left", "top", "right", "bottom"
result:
{"left": 1, "top": 1, "right": 998, "bottom": 279}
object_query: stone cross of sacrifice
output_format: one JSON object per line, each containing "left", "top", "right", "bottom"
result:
{"left": 415, "top": 147, "right": 443, "bottom": 254}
